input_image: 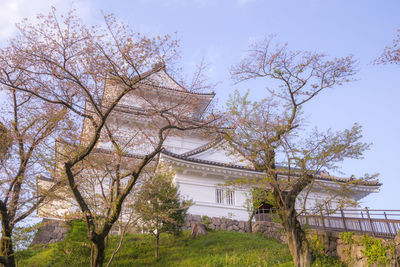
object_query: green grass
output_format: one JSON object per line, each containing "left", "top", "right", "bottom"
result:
{"left": 16, "top": 228, "right": 344, "bottom": 267}
{"left": 16, "top": 231, "right": 295, "bottom": 267}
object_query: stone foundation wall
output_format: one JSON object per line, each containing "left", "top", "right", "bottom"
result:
{"left": 31, "top": 218, "right": 67, "bottom": 245}
{"left": 184, "top": 214, "right": 249, "bottom": 232}
{"left": 184, "top": 214, "right": 287, "bottom": 243}
{"left": 252, "top": 221, "right": 286, "bottom": 243}
{"left": 310, "top": 230, "right": 400, "bottom": 267}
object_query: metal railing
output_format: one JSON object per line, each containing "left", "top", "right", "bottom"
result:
{"left": 255, "top": 208, "right": 400, "bottom": 239}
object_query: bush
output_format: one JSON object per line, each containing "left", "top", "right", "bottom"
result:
{"left": 52, "top": 220, "right": 91, "bottom": 266}
{"left": 309, "top": 234, "right": 344, "bottom": 267}
{"left": 312, "top": 255, "right": 345, "bottom": 267}
{"left": 361, "top": 234, "right": 393, "bottom": 266}
{"left": 339, "top": 231, "right": 354, "bottom": 245}
{"left": 15, "top": 220, "right": 91, "bottom": 267}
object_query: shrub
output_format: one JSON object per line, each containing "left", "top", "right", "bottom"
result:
{"left": 52, "top": 220, "right": 91, "bottom": 266}
{"left": 309, "top": 234, "right": 344, "bottom": 267}
{"left": 309, "top": 234, "right": 324, "bottom": 256}
{"left": 339, "top": 231, "right": 354, "bottom": 245}
{"left": 201, "top": 215, "right": 211, "bottom": 225}
{"left": 361, "top": 235, "right": 393, "bottom": 266}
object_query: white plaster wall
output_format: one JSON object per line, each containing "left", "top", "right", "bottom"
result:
{"left": 172, "top": 166, "right": 364, "bottom": 222}
{"left": 174, "top": 171, "right": 249, "bottom": 221}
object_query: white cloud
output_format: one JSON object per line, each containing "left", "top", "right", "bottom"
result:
{"left": 0, "top": 0, "right": 95, "bottom": 42}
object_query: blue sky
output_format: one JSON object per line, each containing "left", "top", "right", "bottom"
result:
{"left": 0, "top": 0, "right": 399, "bottom": 209}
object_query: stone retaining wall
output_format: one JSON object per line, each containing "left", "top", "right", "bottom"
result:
{"left": 31, "top": 218, "right": 67, "bottom": 245}
{"left": 184, "top": 214, "right": 249, "bottom": 232}
{"left": 310, "top": 230, "right": 400, "bottom": 267}
{"left": 184, "top": 214, "right": 287, "bottom": 243}
{"left": 252, "top": 221, "right": 287, "bottom": 243}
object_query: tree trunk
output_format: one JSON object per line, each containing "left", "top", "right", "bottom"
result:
{"left": 0, "top": 230, "right": 15, "bottom": 267}
{"left": 283, "top": 208, "right": 312, "bottom": 267}
{"left": 248, "top": 211, "right": 255, "bottom": 233}
{"left": 155, "top": 233, "right": 159, "bottom": 258}
{"left": 92, "top": 239, "right": 106, "bottom": 267}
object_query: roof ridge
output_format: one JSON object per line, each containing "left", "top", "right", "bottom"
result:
{"left": 139, "top": 83, "right": 215, "bottom": 96}
{"left": 180, "top": 136, "right": 224, "bottom": 157}
{"left": 140, "top": 64, "right": 215, "bottom": 96}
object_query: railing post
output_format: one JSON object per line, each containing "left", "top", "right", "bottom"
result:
{"left": 384, "top": 212, "right": 392, "bottom": 236}
{"left": 366, "top": 208, "right": 375, "bottom": 237}
{"left": 358, "top": 219, "right": 363, "bottom": 234}
{"left": 340, "top": 208, "right": 347, "bottom": 231}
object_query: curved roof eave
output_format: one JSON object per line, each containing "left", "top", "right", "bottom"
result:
{"left": 161, "top": 150, "right": 382, "bottom": 187}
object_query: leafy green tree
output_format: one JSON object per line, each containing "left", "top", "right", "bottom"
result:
{"left": 133, "top": 164, "right": 191, "bottom": 258}
{"left": 223, "top": 37, "right": 375, "bottom": 267}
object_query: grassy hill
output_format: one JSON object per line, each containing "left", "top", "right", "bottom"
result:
{"left": 16, "top": 220, "right": 343, "bottom": 267}
{"left": 17, "top": 230, "right": 295, "bottom": 267}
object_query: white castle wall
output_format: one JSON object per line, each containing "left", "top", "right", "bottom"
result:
{"left": 174, "top": 171, "right": 249, "bottom": 221}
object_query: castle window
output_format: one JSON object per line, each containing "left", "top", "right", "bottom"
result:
{"left": 215, "top": 189, "right": 235, "bottom": 205}
{"left": 226, "top": 190, "right": 235, "bottom": 205}
{"left": 216, "top": 189, "right": 223, "bottom": 204}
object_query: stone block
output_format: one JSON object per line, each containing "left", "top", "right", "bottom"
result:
{"left": 211, "top": 217, "right": 220, "bottom": 225}
{"left": 192, "top": 215, "right": 201, "bottom": 222}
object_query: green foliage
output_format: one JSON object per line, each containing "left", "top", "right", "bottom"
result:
{"left": 15, "top": 245, "right": 56, "bottom": 267}
{"left": 338, "top": 232, "right": 355, "bottom": 264}
{"left": 12, "top": 223, "right": 41, "bottom": 251}
{"left": 133, "top": 164, "right": 192, "bottom": 237}
{"left": 53, "top": 220, "right": 91, "bottom": 266}
{"left": 309, "top": 234, "right": 344, "bottom": 267}
{"left": 339, "top": 231, "right": 354, "bottom": 245}
{"left": 309, "top": 234, "right": 324, "bottom": 256}
{"left": 311, "top": 255, "right": 345, "bottom": 267}
{"left": 338, "top": 232, "right": 395, "bottom": 266}
{"left": 201, "top": 215, "right": 211, "bottom": 225}
{"left": 17, "top": 231, "right": 295, "bottom": 266}
{"left": 15, "top": 220, "right": 91, "bottom": 267}
{"left": 360, "top": 235, "right": 393, "bottom": 266}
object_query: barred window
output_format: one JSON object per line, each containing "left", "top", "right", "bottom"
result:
{"left": 216, "top": 189, "right": 224, "bottom": 204}
{"left": 215, "top": 189, "right": 235, "bottom": 205}
{"left": 226, "top": 191, "right": 235, "bottom": 205}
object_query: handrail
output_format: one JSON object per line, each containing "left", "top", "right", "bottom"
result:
{"left": 254, "top": 208, "right": 400, "bottom": 239}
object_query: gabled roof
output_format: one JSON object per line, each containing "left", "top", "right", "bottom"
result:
{"left": 180, "top": 136, "right": 224, "bottom": 157}
{"left": 139, "top": 63, "right": 215, "bottom": 96}
{"left": 140, "top": 63, "right": 186, "bottom": 92}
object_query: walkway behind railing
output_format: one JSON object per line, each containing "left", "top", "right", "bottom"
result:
{"left": 255, "top": 208, "right": 400, "bottom": 239}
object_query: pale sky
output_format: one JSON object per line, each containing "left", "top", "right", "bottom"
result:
{"left": 0, "top": 0, "right": 399, "bottom": 210}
